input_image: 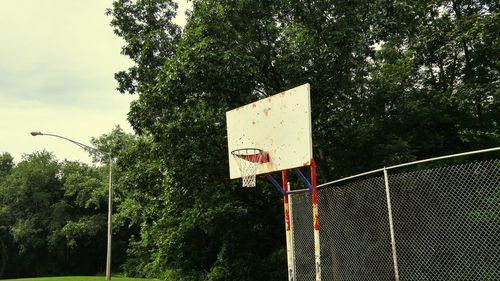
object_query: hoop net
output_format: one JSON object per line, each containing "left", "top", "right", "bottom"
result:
{"left": 231, "top": 148, "right": 268, "bottom": 187}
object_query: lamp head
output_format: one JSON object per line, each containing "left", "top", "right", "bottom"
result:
{"left": 30, "top": 131, "right": 43, "bottom": 136}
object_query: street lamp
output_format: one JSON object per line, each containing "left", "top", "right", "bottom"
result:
{"left": 31, "top": 131, "right": 113, "bottom": 280}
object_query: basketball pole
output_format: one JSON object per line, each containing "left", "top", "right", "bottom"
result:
{"left": 311, "top": 159, "right": 321, "bottom": 281}
{"left": 282, "top": 170, "right": 294, "bottom": 281}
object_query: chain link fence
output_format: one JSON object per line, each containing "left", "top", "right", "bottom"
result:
{"left": 289, "top": 150, "right": 500, "bottom": 281}
{"left": 290, "top": 192, "right": 314, "bottom": 281}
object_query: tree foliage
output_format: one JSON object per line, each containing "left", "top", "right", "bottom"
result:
{"left": 0, "top": 151, "right": 122, "bottom": 278}
{"left": 104, "top": 0, "right": 498, "bottom": 280}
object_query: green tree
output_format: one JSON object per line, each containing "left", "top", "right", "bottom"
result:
{"left": 108, "top": 1, "right": 287, "bottom": 279}
{"left": 0, "top": 152, "right": 63, "bottom": 276}
{"left": 0, "top": 151, "right": 115, "bottom": 278}
{"left": 0, "top": 153, "right": 14, "bottom": 179}
{"left": 107, "top": 0, "right": 499, "bottom": 279}
{"left": 106, "top": 0, "right": 181, "bottom": 133}
{"left": 58, "top": 160, "right": 110, "bottom": 274}
{"left": 365, "top": 0, "right": 499, "bottom": 163}
{"left": 0, "top": 152, "right": 14, "bottom": 276}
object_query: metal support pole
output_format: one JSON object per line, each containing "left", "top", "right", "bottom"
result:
{"left": 288, "top": 182, "right": 297, "bottom": 281}
{"left": 311, "top": 159, "right": 321, "bottom": 281}
{"left": 383, "top": 168, "right": 400, "bottom": 281}
{"left": 106, "top": 158, "right": 113, "bottom": 280}
{"left": 283, "top": 171, "right": 294, "bottom": 281}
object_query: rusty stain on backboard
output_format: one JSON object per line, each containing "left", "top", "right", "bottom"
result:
{"left": 263, "top": 107, "right": 271, "bottom": 116}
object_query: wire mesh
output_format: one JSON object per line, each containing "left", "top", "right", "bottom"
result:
{"left": 388, "top": 159, "right": 500, "bottom": 281}
{"left": 290, "top": 192, "right": 315, "bottom": 281}
{"left": 288, "top": 155, "right": 499, "bottom": 281}
{"left": 318, "top": 176, "right": 395, "bottom": 281}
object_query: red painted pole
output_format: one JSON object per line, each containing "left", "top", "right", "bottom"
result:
{"left": 283, "top": 170, "right": 294, "bottom": 280}
{"left": 311, "top": 159, "right": 321, "bottom": 280}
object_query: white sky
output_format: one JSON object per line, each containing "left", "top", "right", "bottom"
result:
{"left": 0, "top": 0, "right": 190, "bottom": 164}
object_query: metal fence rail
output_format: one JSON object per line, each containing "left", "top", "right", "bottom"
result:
{"left": 289, "top": 147, "right": 500, "bottom": 281}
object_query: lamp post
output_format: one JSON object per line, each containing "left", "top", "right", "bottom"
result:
{"left": 31, "top": 131, "right": 113, "bottom": 280}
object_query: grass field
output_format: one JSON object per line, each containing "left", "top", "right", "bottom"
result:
{"left": 1, "top": 277, "right": 158, "bottom": 281}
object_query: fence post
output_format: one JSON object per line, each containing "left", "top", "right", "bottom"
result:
{"left": 383, "top": 168, "right": 400, "bottom": 281}
{"left": 283, "top": 171, "right": 295, "bottom": 281}
{"left": 288, "top": 182, "right": 297, "bottom": 281}
{"left": 311, "top": 159, "right": 321, "bottom": 281}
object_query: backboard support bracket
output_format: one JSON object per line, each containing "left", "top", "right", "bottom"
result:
{"left": 265, "top": 174, "right": 286, "bottom": 196}
{"left": 294, "top": 168, "right": 314, "bottom": 193}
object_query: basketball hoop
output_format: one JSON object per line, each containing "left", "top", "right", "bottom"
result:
{"left": 231, "top": 148, "right": 269, "bottom": 187}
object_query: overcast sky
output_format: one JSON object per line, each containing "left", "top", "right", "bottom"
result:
{"left": 0, "top": 0, "right": 190, "bottom": 164}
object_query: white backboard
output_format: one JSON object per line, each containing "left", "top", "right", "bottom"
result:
{"left": 226, "top": 84, "right": 312, "bottom": 179}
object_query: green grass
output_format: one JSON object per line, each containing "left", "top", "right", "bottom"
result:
{"left": 1, "top": 277, "right": 159, "bottom": 281}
